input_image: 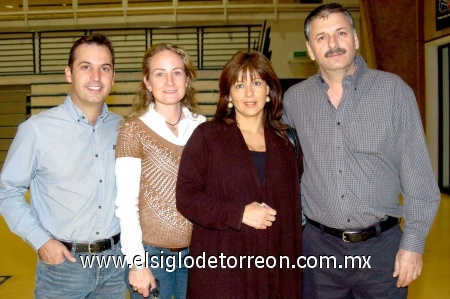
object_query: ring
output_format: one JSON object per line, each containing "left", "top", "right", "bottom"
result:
{"left": 132, "top": 286, "right": 138, "bottom": 292}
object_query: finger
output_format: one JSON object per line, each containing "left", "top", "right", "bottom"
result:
{"left": 397, "top": 264, "right": 418, "bottom": 287}
{"left": 396, "top": 276, "right": 405, "bottom": 288}
{"left": 150, "top": 277, "right": 157, "bottom": 290}
{"left": 404, "top": 274, "right": 414, "bottom": 287}
{"left": 260, "top": 203, "right": 276, "bottom": 215}
{"left": 395, "top": 268, "right": 405, "bottom": 287}
{"left": 268, "top": 208, "right": 277, "bottom": 216}
{"left": 392, "top": 257, "right": 400, "bottom": 278}
{"left": 396, "top": 269, "right": 409, "bottom": 288}
{"left": 416, "top": 264, "right": 423, "bottom": 276}
{"left": 62, "top": 246, "right": 76, "bottom": 262}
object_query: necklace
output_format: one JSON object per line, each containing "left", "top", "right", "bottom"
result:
{"left": 165, "top": 111, "right": 183, "bottom": 131}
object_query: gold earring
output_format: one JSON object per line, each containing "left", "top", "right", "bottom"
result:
{"left": 266, "top": 96, "right": 270, "bottom": 102}
{"left": 228, "top": 101, "right": 234, "bottom": 109}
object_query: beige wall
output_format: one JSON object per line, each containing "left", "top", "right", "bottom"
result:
{"left": 424, "top": 0, "right": 450, "bottom": 179}
{"left": 266, "top": 9, "right": 362, "bottom": 79}
{"left": 268, "top": 18, "right": 317, "bottom": 79}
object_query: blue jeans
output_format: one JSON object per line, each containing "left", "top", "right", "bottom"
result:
{"left": 35, "top": 242, "right": 126, "bottom": 299}
{"left": 126, "top": 245, "right": 189, "bottom": 299}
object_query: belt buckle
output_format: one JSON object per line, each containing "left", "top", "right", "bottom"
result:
{"left": 88, "top": 242, "right": 95, "bottom": 254}
{"left": 342, "top": 231, "right": 360, "bottom": 243}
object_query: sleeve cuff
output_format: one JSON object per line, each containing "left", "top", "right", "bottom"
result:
{"left": 399, "top": 233, "right": 426, "bottom": 254}
{"left": 26, "top": 227, "right": 52, "bottom": 251}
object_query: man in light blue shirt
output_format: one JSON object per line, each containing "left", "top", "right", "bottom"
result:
{"left": 0, "top": 33, "right": 126, "bottom": 298}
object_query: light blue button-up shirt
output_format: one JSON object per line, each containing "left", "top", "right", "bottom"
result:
{"left": 0, "top": 95, "right": 124, "bottom": 251}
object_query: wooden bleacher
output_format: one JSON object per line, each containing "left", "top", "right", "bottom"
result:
{"left": 28, "top": 70, "right": 221, "bottom": 117}
{"left": 0, "top": 70, "right": 221, "bottom": 168}
{"left": 0, "top": 85, "right": 30, "bottom": 169}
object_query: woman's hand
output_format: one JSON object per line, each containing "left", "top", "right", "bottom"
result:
{"left": 129, "top": 267, "right": 156, "bottom": 298}
{"left": 242, "top": 202, "right": 277, "bottom": 229}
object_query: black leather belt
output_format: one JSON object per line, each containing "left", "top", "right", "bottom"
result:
{"left": 60, "top": 233, "right": 120, "bottom": 254}
{"left": 307, "top": 217, "right": 399, "bottom": 243}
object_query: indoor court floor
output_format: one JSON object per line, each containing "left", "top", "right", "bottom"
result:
{"left": 0, "top": 194, "right": 449, "bottom": 298}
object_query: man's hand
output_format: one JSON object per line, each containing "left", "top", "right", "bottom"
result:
{"left": 38, "top": 239, "right": 76, "bottom": 264}
{"left": 393, "top": 249, "right": 423, "bottom": 287}
{"left": 129, "top": 267, "right": 156, "bottom": 298}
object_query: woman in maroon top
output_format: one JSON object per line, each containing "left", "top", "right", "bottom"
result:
{"left": 176, "top": 50, "right": 303, "bottom": 298}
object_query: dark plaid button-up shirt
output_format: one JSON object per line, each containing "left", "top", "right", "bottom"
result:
{"left": 282, "top": 54, "right": 440, "bottom": 253}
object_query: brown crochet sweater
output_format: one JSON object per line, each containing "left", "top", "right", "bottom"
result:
{"left": 116, "top": 118, "right": 192, "bottom": 248}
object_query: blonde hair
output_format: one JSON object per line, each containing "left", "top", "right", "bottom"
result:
{"left": 129, "top": 43, "right": 197, "bottom": 118}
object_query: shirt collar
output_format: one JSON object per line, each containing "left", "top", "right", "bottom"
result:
{"left": 316, "top": 54, "right": 367, "bottom": 89}
{"left": 349, "top": 54, "right": 366, "bottom": 87}
{"left": 64, "top": 93, "right": 110, "bottom": 125}
{"left": 147, "top": 101, "right": 191, "bottom": 121}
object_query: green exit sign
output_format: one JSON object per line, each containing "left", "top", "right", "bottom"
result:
{"left": 294, "top": 51, "right": 307, "bottom": 58}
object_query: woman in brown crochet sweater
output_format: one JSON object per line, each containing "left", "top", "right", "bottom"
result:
{"left": 115, "top": 43, "right": 205, "bottom": 299}
{"left": 176, "top": 50, "right": 303, "bottom": 298}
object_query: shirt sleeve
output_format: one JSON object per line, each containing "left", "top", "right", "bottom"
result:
{"left": 115, "top": 157, "right": 145, "bottom": 267}
{"left": 395, "top": 82, "right": 441, "bottom": 253}
{"left": 281, "top": 92, "right": 295, "bottom": 127}
{"left": 114, "top": 120, "right": 147, "bottom": 267}
{"left": 176, "top": 126, "right": 246, "bottom": 231}
{"left": 0, "top": 119, "right": 51, "bottom": 251}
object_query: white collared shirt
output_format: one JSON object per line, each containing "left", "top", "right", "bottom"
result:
{"left": 140, "top": 102, "right": 206, "bottom": 146}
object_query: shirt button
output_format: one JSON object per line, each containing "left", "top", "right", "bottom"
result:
{"left": 341, "top": 195, "right": 345, "bottom": 198}
{"left": 82, "top": 116, "right": 85, "bottom": 119}
{"left": 337, "top": 122, "right": 340, "bottom": 125}
{"left": 93, "top": 129, "right": 96, "bottom": 132}
{"left": 96, "top": 232, "right": 99, "bottom": 235}
{"left": 99, "top": 180, "right": 102, "bottom": 183}
{"left": 95, "top": 154, "right": 98, "bottom": 157}
{"left": 347, "top": 219, "right": 351, "bottom": 223}
{"left": 99, "top": 206, "right": 102, "bottom": 209}
{"left": 339, "top": 170, "right": 342, "bottom": 173}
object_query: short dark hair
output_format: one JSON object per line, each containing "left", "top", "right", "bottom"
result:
{"left": 304, "top": 3, "right": 355, "bottom": 42}
{"left": 68, "top": 33, "right": 115, "bottom": 70}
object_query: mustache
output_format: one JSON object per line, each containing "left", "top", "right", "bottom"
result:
{"left": 324, "top": 47, "right": 347, "bottom": 58}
